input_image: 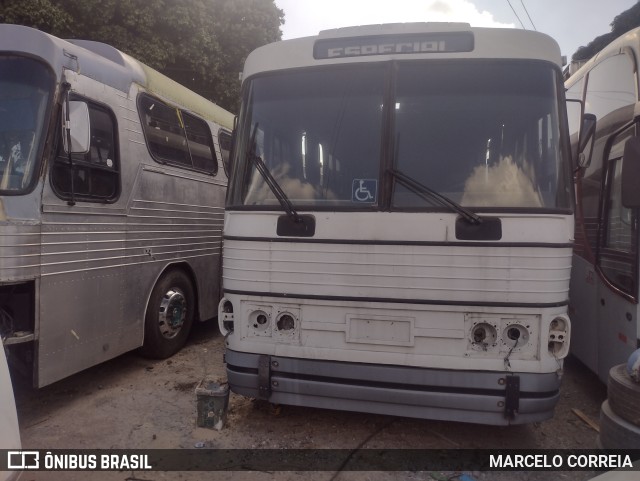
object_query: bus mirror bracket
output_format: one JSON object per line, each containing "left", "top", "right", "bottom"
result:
{"left": 227, "top": 115, "right": 238, "bottom": 175}
{"left": 62, "top": 100, "right": 90, "bottom": 154}
{"left": 622, "top": 135, "right": 640, "bottom": 208}
{"left": 576, "top": 113, "right": 596, "bottom": 170}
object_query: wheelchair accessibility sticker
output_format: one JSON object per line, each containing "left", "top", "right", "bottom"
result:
{"left": 351, "top": 179, "right": 378, "bottom": 203}
{"left": 352, "top": 179, "right": 377, "bottom": 203}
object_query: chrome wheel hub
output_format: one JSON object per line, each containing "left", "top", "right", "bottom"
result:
{"left": 158, "top": 288, "right": 186, "bottom": 339}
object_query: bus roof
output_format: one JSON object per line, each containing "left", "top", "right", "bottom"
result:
{"left": 242, "top": 23, "right": 562, "bottom": 81}
{"left": 0, "top": 24, "right": 234, "bottom": 128}
{"left": 565, "top": 26, "right": 640, "bottom": 88}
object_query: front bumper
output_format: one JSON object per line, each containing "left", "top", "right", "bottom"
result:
{"left": 225, "top": 349, "right": 561, "bottom": 426}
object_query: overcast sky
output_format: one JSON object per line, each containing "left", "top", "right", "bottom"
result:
{"left": 274, "top": 0, "right": 638, "bottom": 60}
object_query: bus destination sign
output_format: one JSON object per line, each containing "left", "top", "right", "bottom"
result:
{"left": 313, "top": 32, "right": 474, "bottom": 59}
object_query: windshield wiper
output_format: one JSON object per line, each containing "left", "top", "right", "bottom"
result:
{"left": 389, "top": 168, "right": 482, "bottom": 225}
{"left": 247, "top": 123, "right": 302, "bottom": 223}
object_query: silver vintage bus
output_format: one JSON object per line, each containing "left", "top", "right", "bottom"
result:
{"left": 0, "top": 24, "right": 234, "bottom": 387}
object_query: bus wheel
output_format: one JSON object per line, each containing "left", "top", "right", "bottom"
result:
{"left": 608, "top": 364, "right": 640, "bottom": 427}
{"left": 141, "top": 269, "right": 195, "bottom": 359}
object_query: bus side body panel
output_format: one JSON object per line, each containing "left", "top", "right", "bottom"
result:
{"left": 568, "top": 255, "right": 599, "bottom": 374}
{"left": 38, "top": 76, "right": 136, "bottom": 386}
{"left": 0, "top": 24, "right": 232, "bottom": 386}
{"left": 126, "top": 164, "right": 225, "bottom": 323}
{"left": 36, "top": 74, "right": 226, "bottom": 386}
{"left": 566, "top": 29, "right": 640, "bottom": 383}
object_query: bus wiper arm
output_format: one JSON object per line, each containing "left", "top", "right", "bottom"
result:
{"left": 389, "top": 168, "right": 482, "bottom": 225}
{"left": 247, "top": 123, "right": 302, "bottom": 223}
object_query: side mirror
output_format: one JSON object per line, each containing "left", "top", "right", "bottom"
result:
{"left": 622, "top": 136, "right": 640, "bottom": 208}
{"left": 218, "top": 128, "right": 233, "bottom": 178}
{"left": 226, "top": 116, "right": 239, "bottom": 176}
{"left": 576, "top": 113, "right": 597, "bottom": 169}
{"left": 62, "top": 100, "right": 90, "bottom": 154}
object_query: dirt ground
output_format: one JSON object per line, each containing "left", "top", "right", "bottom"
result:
{"left": 11, "top": 320, "right": 613, "bottom": 481}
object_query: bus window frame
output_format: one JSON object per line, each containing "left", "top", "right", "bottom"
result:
{"left": 50, "top": 95, "right": 122, "bottom": 204}
{"left": 597, "top": 122, "right": 640, "bottom": 303}
{"left": 0, "top": 55, "right": 56, "bottom": 197}
{"left": 137, "top": 92, "right": 219, "bottom": 176}
{"left": 228, "top": 59, "right": 573, "bottom": 215}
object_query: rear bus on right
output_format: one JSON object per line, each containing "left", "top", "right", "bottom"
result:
{"left": 565, "top": 27, "right": 640, "bottom": 448}
{"left": 565, "top": 28, "right": 640, "bottom": 383}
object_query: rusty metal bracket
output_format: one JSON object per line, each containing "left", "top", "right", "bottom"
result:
{"left": 257, "top": 354, "right": 271, "bottom": 400}
{"left": 504, "top": 375, "right": 520, "bottom": 419}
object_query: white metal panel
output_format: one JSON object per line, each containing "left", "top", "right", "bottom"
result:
{"left": 224, "top": 292, "right": 568, "bottom": 373}
{"left": 223, "top": 212, "right": 573, "bottom": 306}
{"left": 243, "top": 24, "right": 562, "bottom": 80}
{"left": 0, "top": 349, "right": 20, "bottom": 453}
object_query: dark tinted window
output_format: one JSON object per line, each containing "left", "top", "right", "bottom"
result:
{"left": 229, "top": 61, "right": 570, "bottom": 212}
{"left": 139, "top": 94, "right": 217, "bottom": 174}
{"left": 183, "top": 112, "right": 216, "bottom": 173}
{"left": 229, "top": 66, "right": 386, "bottom": 207}
{"left": 0, "top": 56, "right": 53, "bottom": 194}
{"left": 52, "top": 101, "right": 119, "bottom": 202}
{"left": 599, "top": 125, "right": 637, "bottom": 296}
{"left": 393, "top": 61, "right": 568, "bottom": 209}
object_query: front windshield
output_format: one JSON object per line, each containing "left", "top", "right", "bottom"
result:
{"left": 229, "top": 60, "right": 570, "bottom": 211}
{"left": 0, "top": 56, "right": 53, "bottom": 194}
{"left": 393, "top": 61, "right": 569, "bottom": 209}
{"left": 230, "top": 65, "right": 386, "bottom": 208}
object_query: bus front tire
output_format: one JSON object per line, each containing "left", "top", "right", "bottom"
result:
{"left": 140, "top": 269, "right": 195, "bottom": 359}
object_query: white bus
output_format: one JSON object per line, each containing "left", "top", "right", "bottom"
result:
{"left": 0, "top": 24, "right": 234, "bottom": 387}
{"left": 565, "top": 28, "right": 640, "bottom": 384}
{"left": 219, "top": 23, "right": 589, "bottom": 425}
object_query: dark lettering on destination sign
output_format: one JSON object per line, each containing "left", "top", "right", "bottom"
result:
{"left": 314, "top": 32, "right": 474, "bottom": 59}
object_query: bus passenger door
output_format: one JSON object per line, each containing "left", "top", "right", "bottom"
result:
{"left": 39, "top": 93, "right": 128, "bottom": 386}
{"left": 595, "top": 124, "right": 639, "bottom": 382}
{"left": 570, "top": 142, "right": 602, "bottom": 374}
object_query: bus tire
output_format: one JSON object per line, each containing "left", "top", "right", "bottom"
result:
{"left": 608, "top": 364, "right": 640, "bottom": 427}
{"left": 140, "top": 269, "right": 195, "bottom": 359}
{"left": 598, "top": 400, "right": 640, "bottom": 449}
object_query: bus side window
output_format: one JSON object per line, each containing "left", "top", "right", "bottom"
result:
{"left": 579, "top": 53, "right": 637, "bottom": 258}
{"left": 183, "top": 112, "right": 217, "bottom": 174}
{"left": 51, "top": 101, "right": 119, "bottom": 202}
{"left": 584, "top": 53, "right": 636, "bottom": 126}
{"left": 599, "top": 125, "right": 638, "bottom": 297}
{"left": 138, "top": 93, "right": 218, "bottom": 174}
{"left": 139, "top": 94, "right": 191, "bottom": 167}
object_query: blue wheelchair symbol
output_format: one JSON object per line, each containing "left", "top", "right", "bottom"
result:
{"left": 352, "top": 179, "right": 377, "bottom": 203}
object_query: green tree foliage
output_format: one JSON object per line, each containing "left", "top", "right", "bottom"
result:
{"left": 0, "top": 0, "right": 71, "bottom": 32}
{"left": 573, "top": 2, "right": 640, "bottom": 61}
{"left": 0, "top": 0, "right": 283, "bottom": 111}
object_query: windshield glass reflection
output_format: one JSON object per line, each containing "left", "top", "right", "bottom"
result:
{"left": 0, "top": 56, "right": 53, "bottom": 194}
{"left": 230, "top": 61, "right": 569, "bottom": 211}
